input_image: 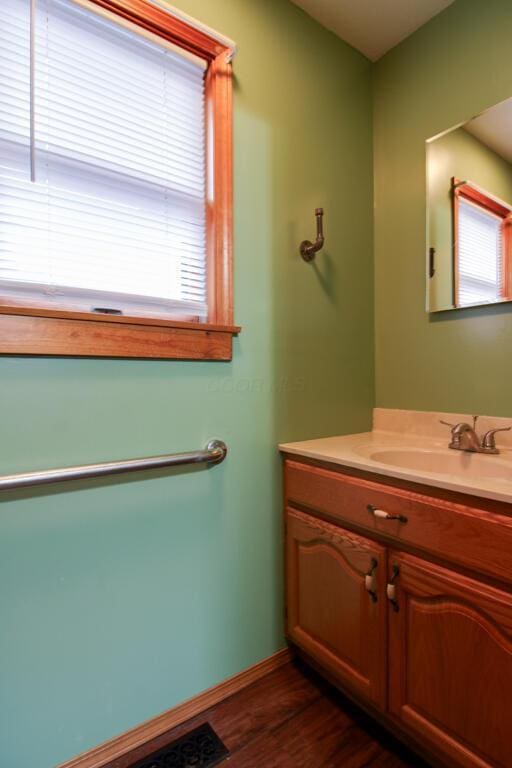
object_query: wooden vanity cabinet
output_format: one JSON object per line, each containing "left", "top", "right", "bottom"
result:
{"left": 283, "top": 457, "right": 512, "bottom": 768}
{"left": 389, "top": 552, "right": 512, "bottom": 768}
{"left": 285, "top": 508, "right": 387, "bottom": 707}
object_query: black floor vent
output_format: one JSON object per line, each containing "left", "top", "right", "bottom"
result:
{"left": 130, "top": 723, "right": 229, "bottom": 768}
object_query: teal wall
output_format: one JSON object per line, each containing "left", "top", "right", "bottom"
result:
{"left": 0, "top": 2, "right": 374, "bottom": 766}
{"left": 373, "top": 0, "right": 512, "bottom": 415}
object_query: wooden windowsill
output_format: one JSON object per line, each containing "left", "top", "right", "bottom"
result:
{"left": 0, "top": 305, "right": 240, "bottom": 360}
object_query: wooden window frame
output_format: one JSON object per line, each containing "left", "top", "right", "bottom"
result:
{"left": 0, "top": 0, "right": 239, "bottom": 360}
{"left": 452, "top": 177, "right": 512, "bottom": 307}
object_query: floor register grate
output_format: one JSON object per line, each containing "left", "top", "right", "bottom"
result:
{"left": 130, "top": 723, "right": 229, "bottom": 768}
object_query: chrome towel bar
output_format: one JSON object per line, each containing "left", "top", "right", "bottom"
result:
{"left": 0, "top": 439, "right": 227, "bottom": 492}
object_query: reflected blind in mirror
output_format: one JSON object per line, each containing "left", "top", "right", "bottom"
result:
{"left": 0, "top": 0, "right": 207, "bottom": 319}
{"left": 458, "top": 198, "right": 503, "bottom": 307}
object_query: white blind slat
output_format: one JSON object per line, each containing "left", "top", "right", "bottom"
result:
{"left": 0, "top": 0, "right": 208, "bottom": 318}
{"left": 457, "top": 197, "right": 504, "bottom": 308}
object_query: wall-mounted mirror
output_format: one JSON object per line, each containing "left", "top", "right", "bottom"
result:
{"left": 426, "top": 97, "right": 512, "bottom": 312}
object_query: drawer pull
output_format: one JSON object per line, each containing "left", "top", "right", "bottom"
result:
{"left": 387, "top": 565, "right": 400, "bottom": 612}
{"left": 367, "top": 504, "right": 408, "bottom": 524}
{"left": 365, "top": 558, "right": 378, "bottom": 603}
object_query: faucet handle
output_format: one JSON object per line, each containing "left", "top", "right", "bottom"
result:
{"left": 440, "top": 417, "right": 479, "bottom": 432}
{"left": 481, "top": 426, "right": 511, "bottom": 451}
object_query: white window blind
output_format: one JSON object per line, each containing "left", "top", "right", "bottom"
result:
{"left": 457, "top": 197, "right": 504, "bottom": 307}
{"left": 0, "top": 0, "right": 208, "bottom": 320}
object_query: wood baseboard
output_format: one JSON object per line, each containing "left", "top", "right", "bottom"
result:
{"left": 58, "top": 647, "right": 293, "bottom": 768}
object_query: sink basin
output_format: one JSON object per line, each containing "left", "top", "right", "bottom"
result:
{"left": 357, "top": 447, "right": 512, "bottom": 482}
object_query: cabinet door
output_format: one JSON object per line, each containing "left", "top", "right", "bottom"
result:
{"left": 285, "top": 507, "right": 386, "bottom": 707}
{"left": 388, "top": 552, "right": 512, "bottom": 768}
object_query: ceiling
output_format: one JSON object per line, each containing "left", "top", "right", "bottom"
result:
{"left": 464, "top": 98, "right": 512, "bottom": 165}
{"left": 291, "top": 0, "right": 455, "bottom": 61}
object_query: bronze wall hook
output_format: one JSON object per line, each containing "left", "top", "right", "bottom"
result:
{"left": 300, "top": 207, "right": 324, "bottom": 262}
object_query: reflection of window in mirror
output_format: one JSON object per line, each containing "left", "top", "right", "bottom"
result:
{"left": 453, "top": 178, "right": 512, "bottom": 308}
{"left": 426, "top": 94, "right": 512, "bottom": 313}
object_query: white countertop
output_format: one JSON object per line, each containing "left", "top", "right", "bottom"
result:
{"left": 279, "top": 430, "right": 512, "bottom": 505}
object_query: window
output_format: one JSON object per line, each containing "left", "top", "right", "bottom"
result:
{"left": 453, "top": 179, "right": 512, "bottom": 308}
{"left": 0, "top": 0, "right": 238, "bottom": 359}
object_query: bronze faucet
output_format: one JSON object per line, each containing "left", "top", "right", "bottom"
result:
{"left": 440, "top": 417, "right": 511, "bottom": 454}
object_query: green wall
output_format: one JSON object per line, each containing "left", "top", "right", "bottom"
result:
{"left": 373, "top": 0, "right": 512, "bottom": 415}
{"left": 0, "top": 2, "right": 374, "bottom": 766}
{"left": 428, "top": 127, "right": 512, "bottom": 311}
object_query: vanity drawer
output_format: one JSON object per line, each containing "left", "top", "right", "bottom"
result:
{"left": 284, "top": 459, "right": 512, "bottom": 585}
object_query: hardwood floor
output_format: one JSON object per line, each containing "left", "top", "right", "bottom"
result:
{"left": 105, "top": 659, "right": 428, "bottom": 768}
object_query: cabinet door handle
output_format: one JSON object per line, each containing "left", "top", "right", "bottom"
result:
{"left": 365, "top": 558, "right": 378, "bottom": 603}
{"left": 387, "top": 565, "right": 400, "bottom": 612}
{"left": 367, "top": 504, "right": 408, "bottom": 524}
